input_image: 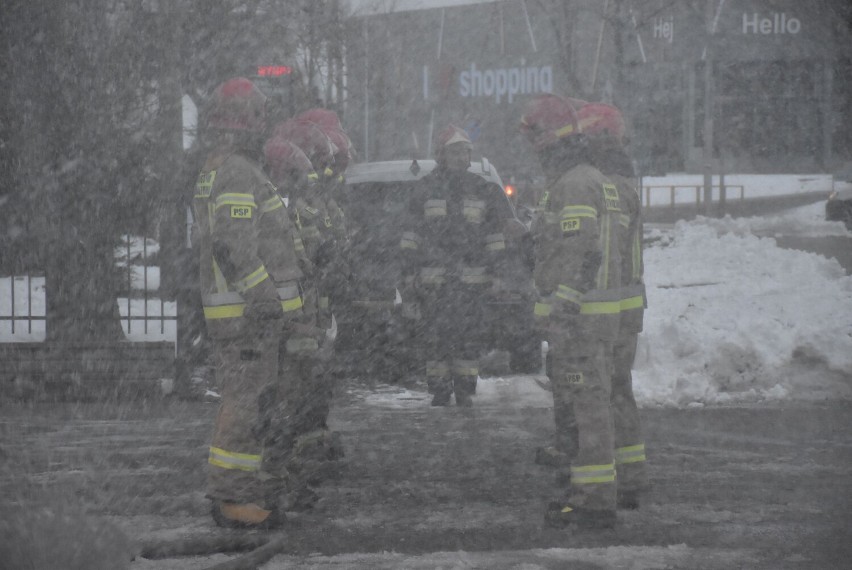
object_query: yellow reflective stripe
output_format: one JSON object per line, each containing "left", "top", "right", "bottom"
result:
{"left": 426, "top": 360, "right": 450, "bottom": 376}
{"left": 555, "top": 123, "right": 575, "bottom": 138}
{"left": 580, "top": 300, "right": 621, "bottom": 315}
{"left": 460, "top": 266, "right": 490, "bottom": 284}
{"left": 308, "top": 172, "right": 319, "bottom": 181}
{"left": 620, "top": 295, "right": 644, "bottom": 311}
{"left": 619, "top": 213, "right": 630, "bottom": 228}
{"left": 485, "top": 233, "right": 505, "bottom": 251}
{"left": 534, "top": 302, "right": 553, "bottom": 317}
{"left": 234, "top": 265, "right": 269, "bottom": 292}
{"left": 571, "top": 463, "right": 616, "bottom": 484}
{"left": 208, "top": 446, "right": 261, "bottom": 472}
{"left": 203, "top": 304, "right": 244, "bottom": 319}
{"left": 424, "top": 199, "right": 447, "bottom": 217}
{"left": 281, "top": 296, "right": 303, "bottom": 312}
{"left": 420, "top": 267, "right": 446, "bottom": 285}
{"left": 556, "top": 284, "right": 583, "bottom": 305}
{"left": 293, "top": 236, "right": 305, "bottom": 252}
{"left": 561, "top": 205, "right": 597, "bottom": 219}
{"left": 597, "top": 212, "right": 612, "bottom": 289}
{"left": 260, "top": 196, "right": 283, "bottom": 213}
{"left": 615, "top": 444, "right": 646, "bottom": 465}
{"left": 213, "top": 193, "right": 257, "bottom": 213}
{"left": 319, "top": 296, "right": 329, "bottom": 309}
{"left": 452, "top": 360, "right": 479, "bottom": 377}
{"left": 632, "top": 234, "right": 642, "bottom": 281}
{"left": 324, "top": 167, "right": 334, "bottom": 177}
{"left": 463, "top": 199, "right": 485, "bottom": 222}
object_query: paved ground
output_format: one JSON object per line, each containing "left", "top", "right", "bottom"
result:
{"left": 1, "top": 377, "right": 851, "bottom": 569}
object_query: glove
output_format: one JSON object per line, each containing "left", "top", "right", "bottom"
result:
{"left": 243, "top": 299, "right": 283, "bottom": 321}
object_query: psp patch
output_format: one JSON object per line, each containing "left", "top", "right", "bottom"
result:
{"left": 565, "top": 372, "right": 584, "bottom": 384}
{"left": 231, "top": 206, "right": 252, "bottom": 219}
{"left": 561, "top": 217, "right": 580, "bottom": 235}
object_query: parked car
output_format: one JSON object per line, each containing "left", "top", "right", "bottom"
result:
{"left": 335, "top": 158, "right": 539, "bottom": 381}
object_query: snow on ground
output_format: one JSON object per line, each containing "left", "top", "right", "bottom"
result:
{"left": 2, "top": 182, "right": 851, "bottom": 407}
{"left": 635, "top": 200, "right": 852, "bottom": 407}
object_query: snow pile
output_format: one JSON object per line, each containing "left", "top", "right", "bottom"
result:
{"left": 635, "top": 205, "right": 852, "bottom": 406}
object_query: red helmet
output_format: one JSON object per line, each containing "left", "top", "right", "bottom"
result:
{"left": 263, "top": 136, "right": 316, "bottom": 185}
{"left": 519, "top": 94, "right": 579, "bottom": 151}
{"left": 435, "top": 124, "right": 472, "bottom": 149}
{"left": 296, "top": 108, "right": 343, "bottom": 131}
{"left": 273, "top": 119, "right": 336, "bottom": 171}
{"left": 577, "top": 102, "right": 626, "bottom": 141}
{"left": 207, "top": 77, "right": 267, "bottom": 133}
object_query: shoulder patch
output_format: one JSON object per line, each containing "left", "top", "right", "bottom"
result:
{"left": 230, "top": 205, "right": 252, "bottom": 219}
{"left": 561, "top": 217, "right": 581, "bottom": 235}
{"left": 195, "top": 171, "right": 216, "bottom": 198}
{"left": 602, "top": 183, "right": 620, "bottom": 211}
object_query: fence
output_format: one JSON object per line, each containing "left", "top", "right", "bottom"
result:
{"left": 641, "top": 184, "right": 745, "bottom": 209}
{"left": 0, "top": 236, "right": 176, "bottom": 343}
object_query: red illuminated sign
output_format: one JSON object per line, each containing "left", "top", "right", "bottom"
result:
{"left": 257, "top": 65, "right": 293, "bottom": 77}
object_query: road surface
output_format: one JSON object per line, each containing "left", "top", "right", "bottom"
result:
{"left": 1, "top": 377, "right": 850, "bottom": 569}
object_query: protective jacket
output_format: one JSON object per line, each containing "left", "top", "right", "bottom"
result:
{"left": 531, "top": 162, "right": 622, "bottom": 344}
{"left": 610, "top": 172, "right": 645, "bottom": 334}
{"left": 193, "top": 151, "right": 304, "bottom": 339}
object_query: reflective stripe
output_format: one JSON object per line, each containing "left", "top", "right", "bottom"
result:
{"left": 555, "top": 123, "right": 575, "bottom": 138}
{"left": 619, "top": 213, "right": 630, "bottom": 228}
{"left": 580, "top": 300, "right": 621, "bottom": 315}
{"left": 534, "top": 302, "right": 553, "bottom": 317}
{"left": 485, "top": 232, "right": 506, "bottom": 251}
{"left": 420, "top": 267, "right": 446, "bottom": 285}
{"left": 208, "top": 446, "right": 261, "bottom": 472}
{"left": 452, "top": 359, "right": 479, "bottom": 377}
{"left": 308, "top": 172, "right": 319, "bottom": 182}
{"left": 561, "top": 205, "right": 597, "bottom": 219}
{"left": 555, "top": 284, "right": 583, "bottom": 306}
{"left": 281, "top": 296, "right": 303, "bottom": 312}
{"left": 293, "top": 235, "right": 305, "bottom": 252}
{"left": 620, "top": 295, "right": 644, "bottom": 311}
{"left": 260, "top": 196, "right": 284, "bottom": 213}
{"left": 285, "top": 337, "right": 319, "bottom": 354}
{"left": 203, "top": 292, "right": 245, "bottom": 305}
{"left": 426, "top": 360, "right": 450, "bottom": 377}
{"left": 597, "top": 212, "right": 613, "bottom": 288}
{"left": 234, "top": 265, "right": 269, "bottom": 292}
{"left": 571, "top": 463, "right": 616, "bottom": 484}
{"left": 632, "top": 233, "right": 642, "bottom": 282}
{"left": 319, "top": 296, "right": 330, "bottom": 309}
{"left": 213, "top": 193, "right": 257, "bottom": 213}
{"left": 615, "top": 443, "right": 646, "bottom": 465}
{"left": 424, "top": 199, "right": 447, "bottom": 217}
{"left": 276, "top": 283, "right": 300, "bottom": 300}
{"left": 400, "top": 231, "right": 420, "bottom": 250}
{"left": 203, "top": 304, "right": 244, "bottom": 319}
{"left": 463, "top": 199, "right": 485, "bottom": 223}
{"left": 302, "top": 206, "right": 319, "bottom": 218}
{"left": 460, "top": 266, "right": 490, "bottom": 284}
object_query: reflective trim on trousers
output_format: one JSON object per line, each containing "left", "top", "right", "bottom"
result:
{"left": 615, "top": 443, "right": 646, "bottom": 465}
{"left": 571, "top": 463, "right": 617, "bottom": 485}
{"left": 452, "top": 359, "right": 479, "bottom": 377}
{"left": 208, "top": 446, "right": 262, "bottom": 472}
{"left": 426, "top": 360, "right": 450, "bottom": 377}
{"left": 285, "top": 337, "right": 320, "bottom": 354}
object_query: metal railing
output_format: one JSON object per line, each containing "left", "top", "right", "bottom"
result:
{"left": 641, "top": 184, "right": 745, "bottom": 209}
{"left": 1, "top": 235, "right": 176, "bottom": 342}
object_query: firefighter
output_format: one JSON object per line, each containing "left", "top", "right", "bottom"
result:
{"left": 192, "top": 77, "right": 306, "bottom": 528}
{"left": 577, "top": 102, "right": 648, "bottom": 509}
{"left": 265, "top": 123, "right": 349, "bottom": 498}
{"left": 400, "top": 125, "right": 510, "bottom": 406}
{"left": 519, "top": 94, "right": 622, "bottom": 528}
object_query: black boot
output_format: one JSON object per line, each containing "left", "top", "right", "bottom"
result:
{"left": 430, "top": 377, "right": 453, "bottom": 406}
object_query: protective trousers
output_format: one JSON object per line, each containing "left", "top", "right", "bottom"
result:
{"left": 611, "top": 333, "right": 648, "bottom": 492}
{"left": 548, "top": 336, "right": 616, "bottom": 512}
{"left": 207, "top": 322, "right": 279, "bottom": 505}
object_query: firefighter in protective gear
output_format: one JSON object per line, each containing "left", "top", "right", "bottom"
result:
{"left": 265, "top": 124, "right": 349, "bottom": 500}
{"left": 193, "top": 77, "right": 305, "bottom": 528}
{"left": 520, "top": 94, "right": 622, "bottom": 528}
{"left": 578, "top": 102, "right": 648, "bottom": 509}
{"left": 400, "top": 125, "right": 512, "bottom": 406}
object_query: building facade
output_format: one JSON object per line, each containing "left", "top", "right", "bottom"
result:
{"left": 342, "top": 0, "right": 852, "bottom": 178}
